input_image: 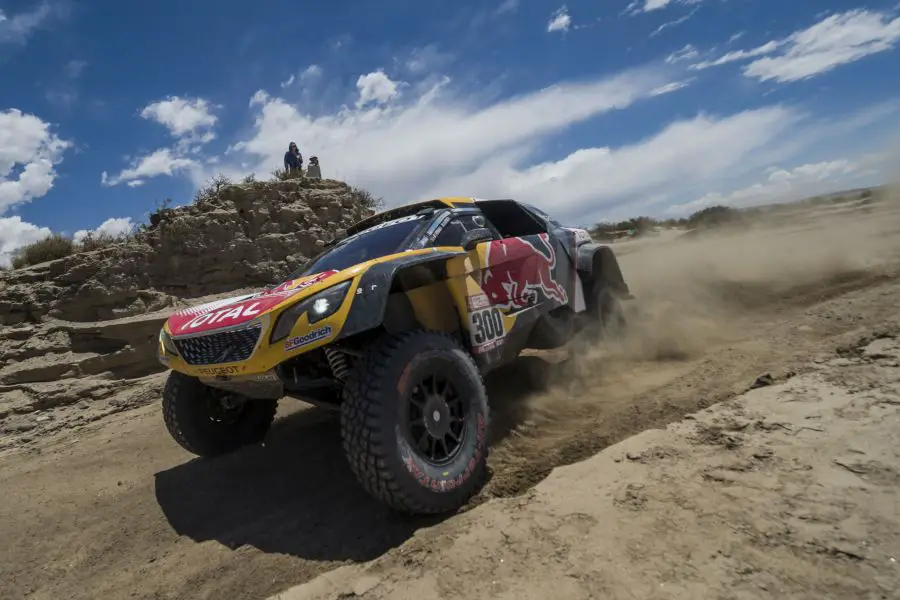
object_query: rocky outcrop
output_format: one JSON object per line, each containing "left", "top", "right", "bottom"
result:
{"left": 0, "top": 178, "right": 375, "bottom": 324}
{"left": 0, "top": 178, "right": 376, "bottom": 449}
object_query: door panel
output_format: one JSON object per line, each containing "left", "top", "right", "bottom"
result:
{"left": 476, "top": 233, "right": 572, "bottom": 313}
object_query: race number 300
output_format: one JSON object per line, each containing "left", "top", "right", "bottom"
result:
{"left": 469, "top": 306, "right": 505, "bottom": 351}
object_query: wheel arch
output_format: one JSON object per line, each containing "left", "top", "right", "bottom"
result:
{"left": 576, "top": 243, "right": 631, "bottom": 297}
{"left": 337, "top": 251, "right": 468, "bottom": 347}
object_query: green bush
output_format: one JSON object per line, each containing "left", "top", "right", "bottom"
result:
{"left": 349, "top": 185, "right": 384, "bottom": 210}
{"left": 11, "top": 234, "right": 75, "bottom": 269}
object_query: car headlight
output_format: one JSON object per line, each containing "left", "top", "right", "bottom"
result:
{"left": 159, "top": 330, "right": 179, "bottom": 356}
{"left": 269, "top": 281, "right": 352, "bottom": 343}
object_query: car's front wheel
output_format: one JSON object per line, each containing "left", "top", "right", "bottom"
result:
{"left": 162, "top": 371, "right": 278, "bottom": 458}
{"left": 340, "top": 330, "right": 490, "bottom": 515}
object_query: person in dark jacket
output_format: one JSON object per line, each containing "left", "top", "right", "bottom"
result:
{"left": 284, "top": 142, "right": 303, "bottom": 176}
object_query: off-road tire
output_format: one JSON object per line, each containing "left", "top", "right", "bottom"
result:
{"left": 340, "top": 330, "right": 490, "bottom": 515}
{"left": 162, "top": 371, "right": 278, "bottom": 458}
{"left": 588, "top": 280, "right": 627, "bottom": 338}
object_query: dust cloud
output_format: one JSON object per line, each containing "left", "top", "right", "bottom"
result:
{"left": 527, "top": 193, "right": 900, "bottom": 409}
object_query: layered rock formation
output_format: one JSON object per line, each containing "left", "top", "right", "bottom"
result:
{"left": 0, "top": 178, "right": 375, "bottom": 325}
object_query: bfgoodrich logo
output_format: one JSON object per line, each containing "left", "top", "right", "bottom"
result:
{"left": 284, "top": 326, "right": 333, "bottom": 351}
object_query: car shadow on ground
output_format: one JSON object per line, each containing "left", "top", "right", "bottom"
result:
{"left": 153, "top": 356, "right": 554, "bottom": 563}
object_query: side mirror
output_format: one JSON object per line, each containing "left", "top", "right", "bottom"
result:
{"left": 461, "top": 227, "right": 494, "bottom": 251}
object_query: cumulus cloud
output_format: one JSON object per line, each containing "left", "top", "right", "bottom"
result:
{"left": 104, "top": 96, "right": 218, "bottom": 186}
{"left": 101, "top": 148, "right": 199, "bottom": 187}
{"left": 0, "top": 216, "right": 52, "bottom": 268}
{"left": 197, "top": 64, "right": 731, "bottom": 222}
{"left": 73, "top": 217, "right": 135, "bottom": 244}
{"left": 355, "top": 70, "right": 402, "bottom": 108}
{"left": 548, "top": 6, "right": 571, "bottom": 33}
{"left": 0, "top": 108, "right": 72, "bottom": 214}
{"left": 692, "top": 9, "right": 900, "bottom": 83}
{"left": 666, "top": 159, "right": 868, "bottom": 215}
{"left": 140, "top": 96, "right": 218, "bottom": 140}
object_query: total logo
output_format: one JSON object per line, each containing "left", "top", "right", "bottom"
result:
{"left": 284, "top": 326, "right": 333, "bottom": 352}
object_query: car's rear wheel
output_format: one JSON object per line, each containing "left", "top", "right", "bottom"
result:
{"left": 588, "top": 280, "right": 627, "bottom": 338}
{"left": 340, "top": 330, "right": 490, "bottom": 515}
{"left": 162, "top": 371, "right": 278, "bottom": 458}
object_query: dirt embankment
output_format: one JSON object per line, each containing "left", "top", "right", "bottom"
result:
{"left": 1, "top": 194, "right": 899, "bottom": 600}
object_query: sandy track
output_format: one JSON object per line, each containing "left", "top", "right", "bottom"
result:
{"left": 2, "top": 200, "right": 899, "bottom": 600}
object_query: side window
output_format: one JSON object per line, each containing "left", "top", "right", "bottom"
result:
{"left": 433, "top": 214, "right": 499, "bottom": 247}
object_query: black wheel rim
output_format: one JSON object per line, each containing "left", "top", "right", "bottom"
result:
{"left": 205, "top": 389, "right": 246, "bottom": 425}
{"left": 404, "top": 373, "right": 467, "bottom": 466}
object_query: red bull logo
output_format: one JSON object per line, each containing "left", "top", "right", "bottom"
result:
{"left": 479, "top": 234, "right": 568, "bottom": 311}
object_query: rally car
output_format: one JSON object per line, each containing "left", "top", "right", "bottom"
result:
{"left": 157, "top": 196, "right": 632, "bottom": 515}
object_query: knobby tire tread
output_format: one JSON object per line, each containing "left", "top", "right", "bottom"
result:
{"left": 340, "top": 330, "right": 489, "bottom": 515}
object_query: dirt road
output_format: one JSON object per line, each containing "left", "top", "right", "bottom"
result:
{"left": 2, "top": 199, "right": 900, "bottom": 600}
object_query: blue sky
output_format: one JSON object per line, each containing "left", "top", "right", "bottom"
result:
{"left": 2, "top": 0, "right": 900, "bottom": 265}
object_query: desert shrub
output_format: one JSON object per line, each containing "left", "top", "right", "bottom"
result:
{"left": 76, "top": 231, "right": 119, "bottom": 252}
{"left": 349, "top": 185, "right": 384, "bottom": 210}
{"left": 687, "top": 205, "right": 741, "bottom": 229}
{"left": 11, "top": 234, "right": 75, "bottom": 269}
{"left": 271, "top": 167, "right": 304, "bottom": 181}
{"left": 193, "top": 173, "right": 233, "bottom": 205}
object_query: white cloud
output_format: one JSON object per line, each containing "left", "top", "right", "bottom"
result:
{"left": 649, "top": 79, "right": 694, "bottom": 96}
{"left": 0, "top": 108, "right": 72, "bottom": 214}
{"left": 0, "top": 2, "right": 67, "bottom": 46}
{"left": 495, "top": 0, "right": 519, "bottom": 15}
{"left": 101, "top": 148, "right": 199, "bottom": 187}
{"left": 73, "top": 217, "right": 135, "bottom": 244}
{"left": 140, "top": 96, "right": 218, "bottom": 139}
{"left": 126, "top": 179, "right": 145, "bottom": 187}
{"left": 405, "top": 45, "right": 454, "bottom": 74}
{"left": 548, "top": 6, "right": 572, "bottom": 33}
{"left": 666, "top": 159, "right": 866, "bottom": 215}
{"left": 625, "top": 0, "right": 703, "bottom": 15}
{"left": 355, "top": 70, "right": 402, "bottom": 108}
{"left": 692, "top": 9, "right": 900, "bottom": 83}
{"left": 64, "top": 59, "right": 87, "bottom": 79}
{"left": 200, "top": 64, "right": 734, "bottom": 222}
{"left": 0, "top": 216, "right": 52, "bottom": 268}
{"left": 650, "top": 6, "right": 698, "bottom": 37}
{"left": 666, "top": 44, "right": 699, "bottom": 64}
{"left": 415, "top": 106, "right": 800, "bottom": 224}
{"left": 690, "top": 41, "right": 782, "bottom": 70}
{"left": 281, "top": 64, "right": 322, "bottom": 88}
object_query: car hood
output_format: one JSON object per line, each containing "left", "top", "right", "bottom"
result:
{"left": 165, "top": 269, "right": 340, "bottom": 337}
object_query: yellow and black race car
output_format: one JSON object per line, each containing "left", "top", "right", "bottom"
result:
{"left": 157, "top": 196, "right": 632, "bottom": 514}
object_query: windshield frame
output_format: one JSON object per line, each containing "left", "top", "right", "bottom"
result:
{"left": 287, "top": 212, "right": 437, "bottom": 280}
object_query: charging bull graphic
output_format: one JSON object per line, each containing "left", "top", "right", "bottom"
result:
{"left": 480, "top": 234, "right": 569, "bottom": 312}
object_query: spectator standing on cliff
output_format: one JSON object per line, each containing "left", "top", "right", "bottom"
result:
{"left": 284, "top": 142, "right": 303, "bottom": 177}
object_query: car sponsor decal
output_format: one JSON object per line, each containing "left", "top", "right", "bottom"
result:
{"left": 468, "top": 305, "right": 506, "bottom": 354}
{"left": 197, "top": 365, "right": 242, "bottom": 376}
{"left": 284, "top": 325, "right": 333, "bottom": 351}
{"left": 479, "top": 233, "right": 568, "bottom": 311}
{"left": 167, "top": 270, "right": 338, "bottom": 336}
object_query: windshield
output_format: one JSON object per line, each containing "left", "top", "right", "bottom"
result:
{"left": 297, "top": 214, "right": 426, "bottom": 277}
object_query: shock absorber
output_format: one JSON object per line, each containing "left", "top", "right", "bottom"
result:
{"left": 323, "top": 347, "right": 351, "bottom": 382}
